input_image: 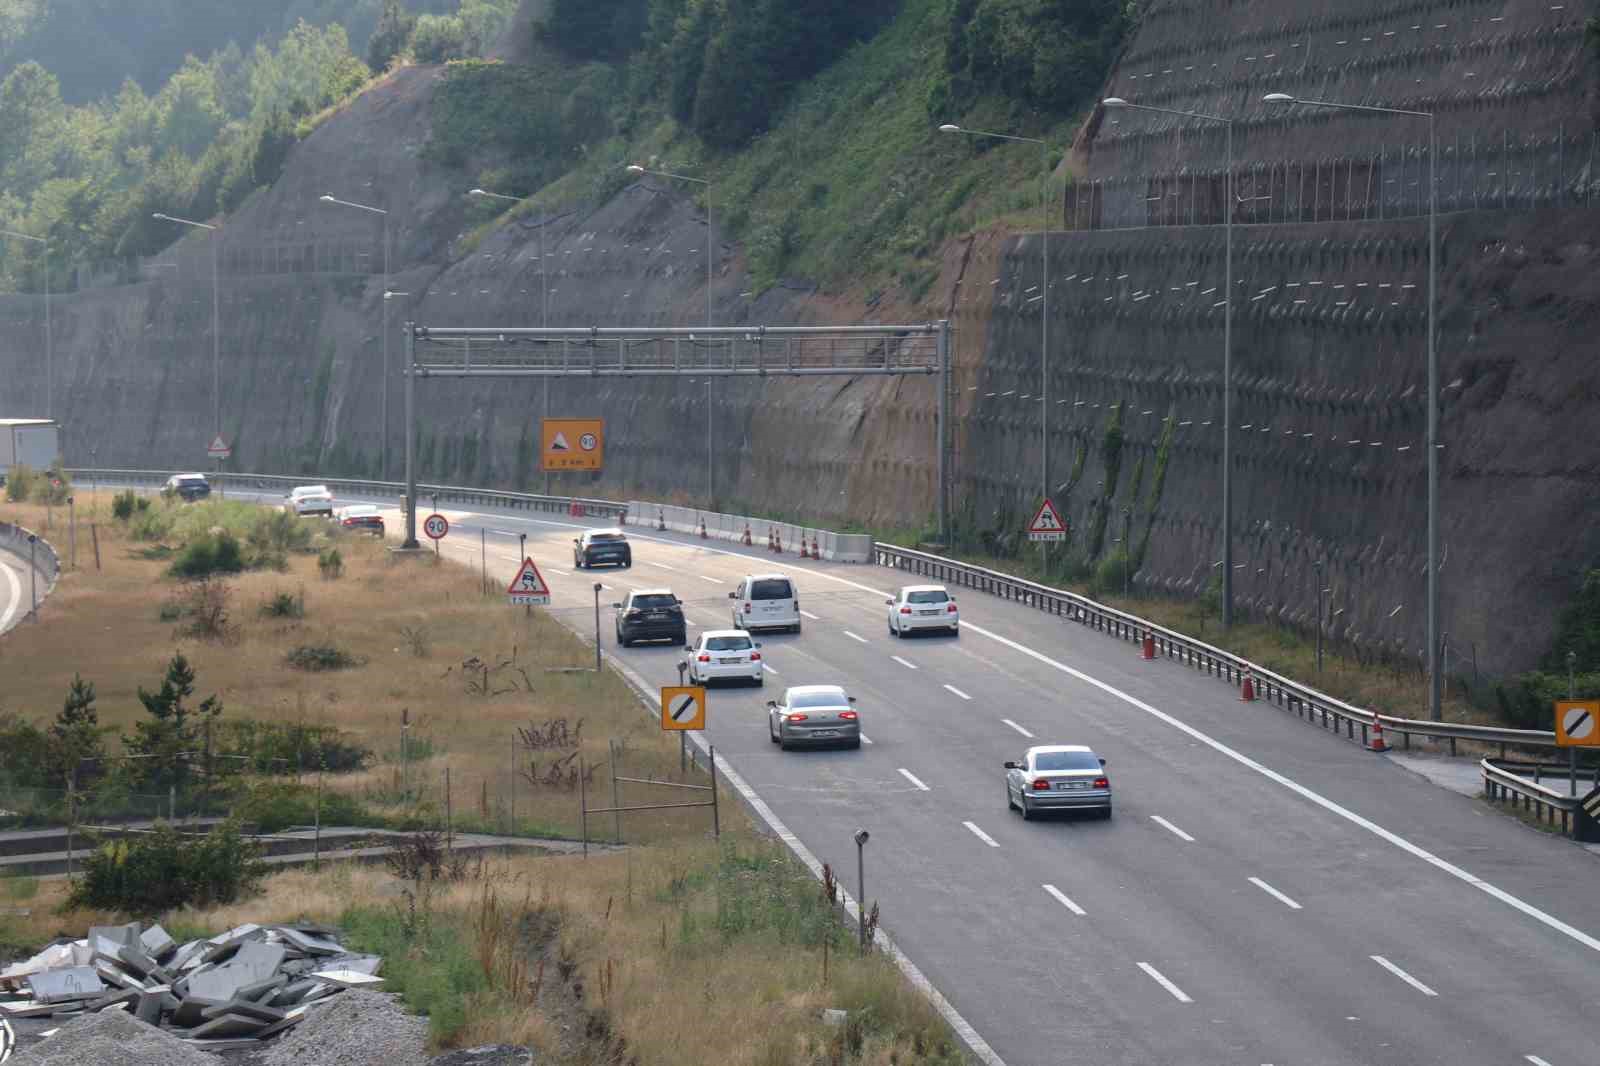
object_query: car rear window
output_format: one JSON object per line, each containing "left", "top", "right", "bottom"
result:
{"left": 907, "top": 590, "right": 949, "bottom": 604}
{"left": 632, "top": 594, "right": 678, "bottom": 610}
{"left": 706, "top": 636, "right": 752, "bottom": 651}
{"left": 1033, "top": 751, "right": 1101, "bottom": 772}
{"left": 590, "top": 533, "right": 626, "bottom": 543}
{"left": 789, "top": 689, "right": 847, "bottom": 709}
{"left": 751, "top": 579, "right": 792, "bottom": 600}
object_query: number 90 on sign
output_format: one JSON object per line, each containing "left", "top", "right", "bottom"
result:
{"left": 423, "top": 514, "right": 450, "bottom": 541}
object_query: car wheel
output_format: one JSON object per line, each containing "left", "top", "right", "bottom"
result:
{"left": 1100, "top": 805, "right": 1113, "bottom": 820}
{"left": 618, "top": 633, "right": 632, "bottom": 648}
{"left": 778, "top": 732, "right": 791, "bottom": 751}
{"left": 889, "top": 619, "right": 900, "bottom": 637}
{"left": 1020, "top": 797, "right": 1034, "bottom": 821}
{"left": 950, "top": 625, "right": 960, "bottom": 637}
{"left": 849, "top": 737, "right": 862, "bottom": 750}
{"left": 769, "top": 720, "right": 780, "bottom": 744}
{"left": 1006, "top": 785, "right": 1017, "bottom": 812}
{"left": 755, "top": 675, "right": 765, "bottom": 688}
{"left": 792, "top": 622, "right": 802, "bottom": 634}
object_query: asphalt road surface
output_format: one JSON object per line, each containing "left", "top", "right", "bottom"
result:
{"left": 0, "top": 543, "right": 37, "bottom": 635}
{"left": 233, "top": 488, "right": 1600, "bottom": 1066}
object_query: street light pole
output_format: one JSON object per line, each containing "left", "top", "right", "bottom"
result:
{"left": 939, "top": 124, "right": 1052, "bottom": 562}
{"left": 151, "top": 214, "right": 221, "bottom": 445}
{"left": 1263, "top": 94, "right": 1438, "bottom": 721}
{"left": 2, "top": 231, "right": 51, "bottom": 420}
{"left": 1101, "top": 99, "right": 1235, "bottom": 625}
{"left": 1314, "top": 559, "right": 1325, "bottom": 672}
{"left": 320, "top": 195, "right": 391, "bottom": 481}
{"left": 628, "top": 165, "right": 715, "bottom": 507}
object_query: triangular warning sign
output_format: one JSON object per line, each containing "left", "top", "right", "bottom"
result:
{"left": 549, "top": 432, "right": 571, "bottom": 452}
{"left": 1027, "top": 499, "right": 1068, "bottom": 541}
{"left": 506, "top": 557, "right": 551, "bottom": 597}
{"left": 209, "top": 435, "right": 229, "bottom": 452}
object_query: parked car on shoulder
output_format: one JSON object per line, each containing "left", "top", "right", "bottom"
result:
{"left": 284, "top": 485, "right": 334, "bottom": 517}
{"left": 767, "top": 684, "right": 860, "bottom": 750}
{"left": 730, "top": 573, "right": 801, "bottom": 633}
{"left": 685, "top": 629, "right": 763, "bottom": 687}
{"left": 614, "top": 589, "right": 686, "bottom": 647}
{"left": 337, "top": 504, "right": 385, "bottom": 535}
{"left": 887, "top": 584, "right": 959, "bottom": 637}
{"left": 574, "top": 528, "right": 631, "bottom": 568}
{"left": 163, "top": 473, "right": 211, "bottom": 501}
{"left": 1005, "top": 745, "right": 1111, "bottom": 820}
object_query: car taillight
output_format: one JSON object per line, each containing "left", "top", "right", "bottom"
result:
{"left": 900, "top": 606, "right": 912, "bottom": 614}
{"left": 750, "top": 652, "right": 761, "bottom": 661}
{"left": 1094, "top": 777, "right": 1109, "bottom": 789}
{"left": 838, "top": 710, "right": 858, "bottom": 720}
{"left": 697, "top": 654, "right": 710, "bottom": 662}
{"left": 948, "top": 603, "right": 958, "bottom": 613}
{"left": 786, "top": 713, "right": 808, "bottom": 721}
{"left": 743, "top": 602, "right": 751, "bottom": 612}
{"left": 1032, "top": 779, "right": 1052, "bottom": 791}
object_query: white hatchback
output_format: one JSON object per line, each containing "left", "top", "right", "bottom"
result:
{"left": 887, "top": 584, "right": 959, "bottom": 637}
{"left": 730, "top": 574, "right": 801, "bottom": 634}
{"left": 686, "top": 629, "right": 764, "bottom": 687}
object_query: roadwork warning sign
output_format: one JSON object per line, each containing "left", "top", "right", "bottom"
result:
{"left": 506, "top": 557, "right": 551, "bottom": 606}
{"left": 1027, "top": 499, "right": 1068, "bottom": 542}
{"left": 542, "top": 419, "right": 604, "bottom": 471}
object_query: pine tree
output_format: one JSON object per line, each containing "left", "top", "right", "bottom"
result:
{"left": 49, "top": 674, "right": 105, "bottom": 785}
{"left": 367, "top": 0, "right": 417, "bottom": 73}
{"left": 125, "top": 653, "right": 224, "bottom": 792}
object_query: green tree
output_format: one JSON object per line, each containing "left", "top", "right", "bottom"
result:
{"left": 367, "top": 0, "right": 417, "bottom": 70}
{"left": 49, "top": 674, "right": 105, "bottom": 786}
{"left": 124, "top": 652, "right": 224, "bottom": 792}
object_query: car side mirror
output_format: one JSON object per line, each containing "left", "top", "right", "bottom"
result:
{"left": 754, "top": 643, "right": 763, "bottom": 649}
{"left": 611, "top": 602, "right": 622, "bottom": 609}
{"left": 847, "top": 696, "right": 857, "bottom": 703}
{"left": 1098, "top": 757, "right": 1107, "bottom": 767}
{"left": 885, "top": 598, "right": 895, "bottom": 606}
{"left": 727, "top": 591, "right": 738, "bottom": 599}
{"left": 765, "top": 700, "right": 778, "bottom": 710}
{"left": 683, "top": 644, "right": 692, "bottom": 653}
{"left": 1003, "top": 761, "right": 1018, "bottom": 770}
{"left": 573, "top": 538, "right": 581, "bottom": 545}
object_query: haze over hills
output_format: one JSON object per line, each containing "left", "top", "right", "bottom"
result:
{"left": 0, "top": 0, "right": 1596, "bottom": 692}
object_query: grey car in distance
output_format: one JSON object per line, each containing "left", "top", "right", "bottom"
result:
{"left": 1005, "top": 745, "right": 1111, "bottom": 820}
{"left": 767, "top": 685, "right": 860, "bottom": 750}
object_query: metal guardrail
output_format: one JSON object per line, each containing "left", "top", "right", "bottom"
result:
{"left": 874, "top": 542, "right": 1566, "bottom": 756}
{"left": 1480, "top": 759, "right": 1600, "bottom": 841}
{"left": 65, "top": 469, "right": 629, "bottom": 523}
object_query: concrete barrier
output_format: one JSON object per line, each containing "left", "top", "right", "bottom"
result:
{"left": 621, "top": 500, "right": 873, "bottom": 563}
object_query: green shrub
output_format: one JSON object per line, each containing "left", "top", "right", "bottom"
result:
{"left": 216, "top": 719, "right": 372, "bottom": 774}
{"left": 169, "top": 530, "right": 246, "bottom": 579}
{"left": 232, "top": 779, "right": 372, "bottom": 833}
{"left": 1094, "top": 549, "right": 1130, "bottom": 597}
{"left": 66, "top": 820, "right": 267, "bottom": 913}
{"left": 286, "top": 643, "right": 362, "bottom": 671}
{"left": 112, "top": 489, "right": 138, "bottom": 520}
{"left": 261, "top": 590, "right": 304, "bottom": 618}
{"left": 318, "top": 547, "right": 343, "bottom": 579}
{"left": 3, "top": 464, "right": 37, "bottom": 502}
{"left": 248, "top": 510, "right": 314, "bottom": 558}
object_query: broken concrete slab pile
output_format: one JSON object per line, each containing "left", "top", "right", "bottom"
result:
{"left": 0, "top": 919, "right": 386, "bottom": 1060}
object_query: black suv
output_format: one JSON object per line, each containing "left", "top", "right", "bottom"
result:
{"left": 164, "top": 473, "right": 211, "bottom": 501}
{"left": 614, "top": 590, "right": 686, "bottom": 647}
{"left": 574, "top": 528, "right": 632, "bottom": 568}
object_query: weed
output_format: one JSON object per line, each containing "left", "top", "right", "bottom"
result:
{"left": 181, "top": 577, "right": 240, "bottom": 644}
{"left": 398, "top": 624, "right": 430, "bottom": 657}
{"left": 262, "top": 590, "right": 305, "bottom": 619}
{"left": 318, "top": 546, "right": 344, "bottom": 579}
{"left": 67, "top": 820, "right": 267, "bottom": 913}
{"left": 286, "top": 643, "right": 364, "bottom": 672}
{"left": 169, "top": 531, "right": 246, "bottom": 579}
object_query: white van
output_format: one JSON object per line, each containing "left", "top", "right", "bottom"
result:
{"left": 730, "top": 573, "right": 801, "bottom": 634}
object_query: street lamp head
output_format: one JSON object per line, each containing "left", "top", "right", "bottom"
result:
{"left": 152, "top": 212, "right": 168, "bottom": 221}
{"left": 1262, "top": 93, "right": 1296, "bottom": 106}
{"left": 626, "top": 164, "right": 645, "bottom": 174}
{"left": 468, "top": 188, "right": 486, "bottom": 196}
{"left": 853, "top": 828, "right": 870, "bottom": 846}
{"left": 1101, "top": 97, "right": 1128, "bottom": 109}
{"left": 937, "top": 123, "right": 961, "bottom": 133}
{"left": 319, "top": 194, "right": 335, "bottom": 202}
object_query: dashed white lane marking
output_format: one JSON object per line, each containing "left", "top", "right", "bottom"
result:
{"left": 891, "top": 655, "right": 918, "bottom": 670}
{"left": 1248, "top": 877, "right": 1303, "bottom": 910}
{"left": 944, "top": 684, "right": 972, "bottom": 700}
{"left": 1002, "top": 719, "right": 1034, "bottom": 738}
{"left": 699, "top": 574, "right": 722, "bottom": 584}
{"left": 963, "top": 821, "right": 1000, "bottom": 848}
{"left": 762, "top": 663, "right": 779, "bottom": 675}
{"left": 844, "top": 631, "right": 869, "bottom": 644}
{"left": 1042, "top": 884, "right": 1086, "bottom": 916}
{"left": 897, "top": 768, "right": 931, "bottom": 791}
{"left": 646, "top": 561, "right": 678, "bottom": 571}
{"left": 1151, "top": 816, "right": 1195, "bottom": 842}
{"left": 860, "top": 734, "right": 874, "bottom": 745}
{"left": 1137, "top": 962, "right": 1193, "bottom": 1003}
{"left": 800, "top": 609, "right": 820, "bottom": 620}
{"left": 546, "top": 567, "right": 570, "bottom": 576}
{"left": 1525, "top": 1056, "right": 1555, "bottom": 1066}
{"left": 1370, "top": 955, "right": 1437, "bottom": 997}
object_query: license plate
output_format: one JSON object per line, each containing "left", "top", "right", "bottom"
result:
{"left": 812, "top": 729, "right": 838, "bottom": 737}
{"left": 718, "top": 658, "right": 741, "bottom": 664}
{"left": 1058, "top": 782, "right": 1088, "bottom": 791}
{"left": 919, "top": 609, "right": 940, "bottom": 616}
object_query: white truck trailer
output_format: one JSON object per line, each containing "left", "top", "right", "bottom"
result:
{"left": 0, "top": 419, "right": 61, "bottom": 485}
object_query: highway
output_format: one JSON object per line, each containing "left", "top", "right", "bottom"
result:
{"left": 0, "top": 544, "right": 34, "bottom": 635}
{"left": 236, "top": 488, "right": 1600, "bottom": 1064}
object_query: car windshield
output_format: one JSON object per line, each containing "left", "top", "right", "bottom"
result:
{"left": 706, "top": 636, "right": 752, "bottom": 651}
{"left": 751, "top": 579, "right": 792, "bottom": 599}
{"left": 589, "top": 533, "right": 625, "bottom": 543}
{"left": 789, "top": 689, "right": 847, "bottom": 709}
{"left": 176, "top": 476, "right": 205, "bottom": 484}
{"left": 632, "top": 594, "right": 677, "bottom": 610}
{"left": 907, "top": 589, "right": 949, "bottom": 604}
{"left": 293, "top": 487, "right": 328, "bottom": 497}
{"left": 1032, "top": 751, "right": 1101, "bottom": 772}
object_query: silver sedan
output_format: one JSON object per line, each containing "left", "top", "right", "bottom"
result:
{"left": 1005, "top": 745, "right": 1111, "bottom": 820}
{"left": 767, "top": 685, "right": 860, "bottom": 750}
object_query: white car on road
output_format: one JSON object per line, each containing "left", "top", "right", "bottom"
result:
{"left": 685, "top": 629, "right": 764, "bottom": 687}
{"left": 887, "top": 584, "right": 959, "bottom": 637}
{"left": 284, "top": 485, "right": 334, "bottom": 517}
{"left": 730, "top": 573, "right": 801, "bottom": 633}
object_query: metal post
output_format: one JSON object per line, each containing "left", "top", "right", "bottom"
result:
{"left": 381, "top": 214, "right": 390, "bottom": 481}
{"left": 313, "top": 763, "right": 323, "bottom": 870}
{"left": 542, "top": 203, "right": 550, "bottom": 496}
{"left": 480, "top": 527, "right": 487, "bottom": 595}
{"left": 445, "top": 765, "right": 453, "bottom": 852}
{"left": 1222, "top": 120, "right": 1235, "bottom": 626}
{"left": 937, "top": 319, "right": 950, "bottom": 542}
{"left": 1123, "top": 508, "right": 1132, "bottom": 598}
{"left": 211, "top": 227, "right": 220, "bottom": 441}
{"left": 1315, "top": 560, "right": 1325, "bottom": 672}
{"left": 855, "top": 828, "right": 868, "bottom": 951}
{"left": 1569, "top": 651, "right": 1578, "bottom": 796}
{"left": 403, "top": 323, "right": 419, "bottom": 547}
{"left": 593, "top": 583, "right": 603, "bottom": 672}
{"left": 710, "top": 744, "right": 720, "bottom": 838}
{"left": 1427, "top": 112, "right": 1440, "bottom": 722}
{"left": 28, "top": 536, "right": 37, "bottom": 621}
{"left": 68, "top": 496, "right": 75, "bottom": 570}
{"left": 609, "top": 739, "right": 622, "bottom": 844}
{"left": 579, "top": 753, "right": 589, "bottom": 857}
{"left": 1041, "top": 144, "right": 1051, "bottom": 573}
{"left": 706, "top": 378, "right": 713, "bottom": 509}
{"left": 44, "top": 247, "right": 51, "bottom": 419}
{"left": 509, "top": 733, "right": 516, "bottom": 831}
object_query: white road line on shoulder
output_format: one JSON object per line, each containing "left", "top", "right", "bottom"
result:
{"left": 800, "top": 609, "right": 820, "bottom": 620}
{"left": 1001, "top": 719, "right": 1034, "bottom": 738}
{"left": 898, "top": 768, "right": 931, "bottom": 791}
{"left": 1151, "top": 815, "right": 1195, "bottom": 842}
{"left": 1525, "top": 1056, "right": 1554, "bottom": 1066}
{"left": 762, "top": 663, "right": 779, "bottom": 675}
{"left": 1042, "top": 884, "right": 1086, "bottom": 916}
{"left": 943, "top": 684, "right": 972, "bottom": 700}
{"left": 891, "top": 655, "right": 919, "bottom": 670}
{"left": 963, "top": 821, "right": 1000, "bottom": 848}
{"left": 1369, "top": 955, "right": 1437, "bottom": 996}
{"left": 699, "top": 574, "right": 723, "bottom": 584}
{"left": 844, "top": 631, "right": 869, "bottom": 644}
{"left": 1137, "top": 962, "right": 1193, "bottom": 1003}
{"left": 0, "top": 558, "right": 21, "bottom": 631}
{"left": 1248, "top": 876, "right": 1303, "bottom": 910}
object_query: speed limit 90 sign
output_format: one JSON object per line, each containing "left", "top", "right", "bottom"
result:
{"left": 423, "top": 513, "right": 449, "bottom": 540}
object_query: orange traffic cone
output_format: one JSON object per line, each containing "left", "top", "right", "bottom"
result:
{"left": 1239, "top": 673, "right": 1256, "bottom": 702}
{"left": 1367, "top": 715, "right": 1389, "bottom": 753}
{"left": 1141, "top": 633, "right": 1156, "bottom": 661}
{"left": 699, "top": 518, "right": 708, "bottom": 539}
{"left": 743, "top": 523, "right": 753, "bottom": 546}
{"left": 657, "top": 508, "right": 667, "bottom": 531}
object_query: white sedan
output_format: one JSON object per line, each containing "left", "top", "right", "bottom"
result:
{"left": 886, "top": 584, "right": 959, "bottom": 637}
{"left": 284, "top": 485, "right": 334, "bottom": 517}
{"left": 685, "top": 630, "right": 763, "bottom": 687}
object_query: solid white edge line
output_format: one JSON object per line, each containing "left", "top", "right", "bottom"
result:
{"left": 698, "top": 574, "right": 723, "bottom": 583}
{"left": 800, "top": 609, "right": 820, "bottom": 620}
{"left": 860, "top": 734, "right": 874, "bottom": 745}
{"left": 844, "top": 631, "right": 869, "bottom": 644}
{"left": 597, "top": 652, "right": 1004, "bottom": 1066}
{"left": 1150, "top": 815, "right": 1196, "bottom": 842}
{"left": 1001, "top": 718, "right": 1034, "bottom": 738}
{"left": 1248, "top": 876, "right": 1303, "bottom": 910}
{"left": 1136, "top": 962, "right": 1194, "bottom": 1003}
{"left": 897, "top": 768, "right": 931, "bottom": 791}
{"left": 943, "top": 684, "right": 973, "bottom": 700}
{"left": 1369, "top": 955, "right": 1438, "bottom": 996}
{"left": 1042, "top": 884, "right": 1086, "bottom": 916}
{"left": 1524, "top": 1055, "right": 1554, "bottom": 1066}
{"left": 891, "top": 655, "right": 919, "bottom": 670}
{"left": 963, "top": 821, "right": 1000, "bottom": 848}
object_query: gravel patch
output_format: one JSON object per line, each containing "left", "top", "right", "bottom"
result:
{"left": 261, "top": 990, "right": 428, "bottom": 1066}
{"left": 9, "top": 1006, "right": 216, "bottom": 1066}
{"left": 428, "top": 1046, "right": 535, "bottom": 1066}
